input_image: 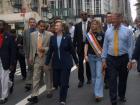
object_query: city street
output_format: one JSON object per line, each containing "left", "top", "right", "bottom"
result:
{"left": 1, "top": 65, "right": 140, "bottom": 105}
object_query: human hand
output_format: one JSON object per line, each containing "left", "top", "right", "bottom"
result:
{"left": 29, "top": 59, "right": 33, "bottom": 65}
{"left": 132, "top": 62, "right": 137, "bottom": 70}
{"left": 84, "top": 55, "right": 88, "bottom": 62}
{"left": 102, "top": 61, "right": 107, "bottom": 71}
{"left": 127, "top": 61, "right": 132, "bottom": 70}
{"left": 38, "top": 48, "right": 45, "bottom": 53}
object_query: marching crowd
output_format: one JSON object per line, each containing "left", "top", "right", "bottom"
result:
{"left": 0, "top": 11, "right": 140, "bottom": 105}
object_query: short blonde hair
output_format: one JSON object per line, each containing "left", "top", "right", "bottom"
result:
{"left": 90, "top": 19, "right": 103, "bottom": 32}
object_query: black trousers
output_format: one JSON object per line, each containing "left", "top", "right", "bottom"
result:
{"left": 10, "top": 53, "right": 26, "bottom": 82}
{"left": 104, "top": 68, "right": 109, "bottom": 84}
{"left": 77, "top": 48, "right": 91, "bottom": 83}
{"left": 53, "top": 68, "right": 71, "bottom": 102}
{"left": 107, "top": 54, "right": 129, "bottom": 103}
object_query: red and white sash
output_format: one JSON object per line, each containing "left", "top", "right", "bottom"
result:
{"left": 86, "top": 32, "right": 102, "bottom": 57}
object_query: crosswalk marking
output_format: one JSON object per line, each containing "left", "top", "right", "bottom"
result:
{"left": 15, "top": 65, "right": 78, "bottom": 105}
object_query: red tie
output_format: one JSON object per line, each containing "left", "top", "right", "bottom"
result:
{"left": 0, "top": 33, "right": 4, "bottom": 48}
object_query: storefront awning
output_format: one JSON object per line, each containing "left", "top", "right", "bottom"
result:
{"left": 0, "top": 12, "right": 41, "bottom": 23}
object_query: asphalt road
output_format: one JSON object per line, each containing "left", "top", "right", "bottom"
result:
{"left": 1, "top": 66, "right": 140, "bottom": 105}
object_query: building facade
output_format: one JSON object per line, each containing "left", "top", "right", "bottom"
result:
{"left": 0, "top": 0, "right": 132, "bottom": 22}
{"left": 110, "top": 0, "right": 132, "bottom": 23}
{"left": 0, "top": 0, "right": 13, "bottom": 14}
{"left": 0, "top": 0, "right": 111, "bottom": 21}
{"left": 47, "top": 0, "right": 111, "bottom": 21}
{"left": 135, "top": 0, "right": 140, "bottom": 18}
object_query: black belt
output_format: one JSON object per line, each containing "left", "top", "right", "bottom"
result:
{"left": 107, "top": 54, "right": 128, "bottom": 59}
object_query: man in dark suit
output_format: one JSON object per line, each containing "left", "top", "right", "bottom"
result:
{"left": 132, "top": 17, "right": 140, "bottom": 69}
{"left": 9, "top": 30, "right": 27, "bottom": 94}
{"left": 23, "top": 18, "right": 36, "bottom": 91}
{"left": 0, "top": 20, "right": 16, "bottom": 104}
{"left": 103, "top": 12, "right": 112, "bottom": 32}
{"left": 73, "top": 11, "right": 91, "bottom": 88}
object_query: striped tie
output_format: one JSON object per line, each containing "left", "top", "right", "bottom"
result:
{"left": 114, "top": 30, "right": 119, "bottom": 56}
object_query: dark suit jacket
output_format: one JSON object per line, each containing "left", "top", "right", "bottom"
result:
{"left": 45, "top": 35, "right": 78, "bottom": 70}
{"left": 103, "top": 24, "right": 108, "bottom": 32}
{"left": 0, "top": 32, "right": 16, "bottom": 70}
{"left": 132, "top": 35, "right": 140, "bottom": 60}
{"left": 73, "top": 21, "right": 90, "bottom": 54}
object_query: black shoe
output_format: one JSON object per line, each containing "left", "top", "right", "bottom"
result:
{"left": 119, "top": 97, "right": 127, "bottom": 102}
{"left": 9, "top": 85, "right": 14, "bottom": 94}
{"left": 27, "top": 96, "right": 38, "bottom": 104}
{"left": 112, "top": 102, "right": 117, "bottom": 105}
{"left": 87, "top": 80, "right": 91, "bottom": 84}
{"left": 25, "top": 84, "right": 32, "bottom": 91}
{"left": 46, "top": 93, "right": 53, "bottom": 98}
{"left": 0, "top": 98, "right": 8, "bottom": 104}
{"left": 52, "top": 86, "right": 58, "bottom": 91}
{"left": 22, "top": 77, "right": 26, "bottom": 80}
{"left": 78, "top": 82, "right": 83, "bottom": 88}
{"left": 95, "top": 97, "right": 102, "bottom": 102}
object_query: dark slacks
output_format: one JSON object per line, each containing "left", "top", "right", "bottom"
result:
{"left": 107, "top": 54, "right": 129, "bottom": 103}
{"left": 104, "top": 68, "right": 109, "bottom": 84}
{"left": 10, "top": 52, "right": 26, "bottom": 82}
{"left": 53, "top": 68, "right": 71, "bottom": 102}
{"left": 77, "top": 44, "right": 91, "bottom": 83}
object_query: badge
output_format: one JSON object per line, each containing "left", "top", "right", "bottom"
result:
{"left": 97, "top": 36, "right": 102, "bottom": 41}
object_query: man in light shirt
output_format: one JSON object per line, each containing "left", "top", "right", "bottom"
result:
{"left": 102, "top": 13, "right": 134, "bottom": 105}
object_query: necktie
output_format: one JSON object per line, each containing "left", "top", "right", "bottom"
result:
{"left": 37, "top": 34, "right": 43, "bottom": 57}
{"left": 114, "top": 30, "right": 119, "bottom": 56}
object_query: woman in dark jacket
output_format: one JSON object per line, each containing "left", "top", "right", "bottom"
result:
{"left": 45, "top": 20, "right": 78, "bottom": 105}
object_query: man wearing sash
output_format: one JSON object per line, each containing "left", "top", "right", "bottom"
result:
{"left": 102, "top": 13, "right": 134, "bottom": 105}
{"left": 84, "top": 19, "right": 104, "bottom": 102}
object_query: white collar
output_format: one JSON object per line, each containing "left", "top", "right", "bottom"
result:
{"left": 82, "top": 21, "right": 88, "bottom": 24}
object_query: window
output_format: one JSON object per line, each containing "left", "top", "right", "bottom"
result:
{"left": 43, "top": 0, "right": 47, "bottom": 5}
{"left": 68, "top": 0, "right": 72, "bottom": 8}
{"left": 95, "top": 0, "right": 101, "bottom": 14}
{"left": 85, "top": 0, "right": 92, "bottom": 13}
{"left": 50, "top": 1, "right": 55, "bottom": 9}
{"left": 13, "top": 0, "right": 22, "bottom": 13}
{"left": 31, "top": 0, "right": 38, "bottom": 12}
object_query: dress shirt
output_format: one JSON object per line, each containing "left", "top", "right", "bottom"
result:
{"left": 107, "top": 24, "right": 112, "bottom": 29}
{"left": 82, "top": 21, "right": 88, "bottom": 42}
{"left": 102, "top": 24, "right": 134, "bottom": 60}
{"left": 57, "top": 35, "right": 62, "bottom": 59}
{"left": 29, "top": 28, "right": 36, "bottom": 33}
{"left": 69, "top": 26, "right": 75, "bottom": 40}
{"left": 36, "top": 32, "right": 44, "bottom": 54}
